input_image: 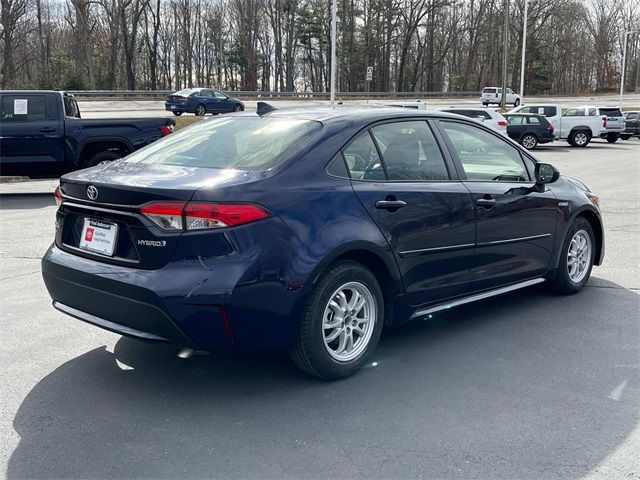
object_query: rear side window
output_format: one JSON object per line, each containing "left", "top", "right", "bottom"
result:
{"left": 482, "top": 88, "right": 496, "bottom": 93}
{"left": 63, "top": 96, "right": 78, "bottom": 118}
{"left": 343, "top": 131, "right": 383, "bottom": 180}
{"left": 441, "top": 121, "right": 529, "bottom": 182}
{"left": 599, "top": 108, "right": 622, "bottom": 117}
{"left": 0, "top": 95, "right": 49, "bottom": 122}
{"left": 125, "top": 117, "right": 321, "bottom": 170}
{"left": 628, "top": 112, "right": 638, "bottom": 119}
{"left": 370, "top": 121, "right": 449, "bottom": 181}
{"left": 527, "top": 116, "right": 541, "bottom": 125}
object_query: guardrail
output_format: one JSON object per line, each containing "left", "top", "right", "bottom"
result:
{"left": 68, "top": 90, "right": 479, "bottom": 99}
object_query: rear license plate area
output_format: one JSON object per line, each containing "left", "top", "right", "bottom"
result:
{"left": 79, "top": 218, "right": 118, "bottom": 256}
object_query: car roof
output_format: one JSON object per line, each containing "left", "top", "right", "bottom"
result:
{"left": 235, "top": 106, "right": 467, "bottom": 124}
{"left": 1, "top": 90, "right": 65, "bottom": 94}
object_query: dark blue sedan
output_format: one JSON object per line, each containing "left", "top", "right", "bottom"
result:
{"left": 165, "top": 88, "right": 244, "bottom": 116}
{"left": 42, "top": 106, "right": 604, "bottom": 379}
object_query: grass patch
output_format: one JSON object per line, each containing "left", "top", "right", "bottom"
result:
{"left": 174, "top": 115, "right": 206, "bottom": 131}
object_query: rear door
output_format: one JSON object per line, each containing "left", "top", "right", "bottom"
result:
{"left": 346, "top": 120, "right": 476, "bottom": 307}
{"left": 437, "top": 120, "right": 557, "bottom": 291}
{"left": 0, "top": 93, "right": 64, "bottom": 176}
{"left": 505, "top": 115, "right": 526, "bottom": 140}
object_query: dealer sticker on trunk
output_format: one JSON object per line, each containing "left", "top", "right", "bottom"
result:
{"left": 79, "top": 218, "right": 118, "bottom": 256}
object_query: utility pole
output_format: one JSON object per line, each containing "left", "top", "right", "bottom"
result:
{"left": 330, "top": 0, "right": 337, "bottom": 107}
{"left": 519, "top": 0, "right": 528, "bottom": 104}
{"left": 619, "top": 31, "right": 634, "bottom": 106}
{"left": 500, "top": 0, "right": 509, "bottom": 110}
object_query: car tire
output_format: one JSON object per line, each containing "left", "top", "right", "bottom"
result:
{"left": 290, "top": 261, "right": 384, "bottom": 380}
{"left": 172, "top": 111, "right": 183, "bottom": 116}
{"left": 195, "top": 104, "right": 206, "bottom": 116}
{"left": 520, "top": 133, "right": 538, "bottom": 150}
{"left": 514, "top": 98, "right": 520, "bottom": 107}
{"left": 85, "top": 151, "right": 123, "bottom": 168}
{"left": 233, "top": 104, "right": 242, "bottom": 112}
{"left": 606, "top": 133, "right": 619, "bottom": 143}
{"left": 548, "top": 217, "right": 595, "bottom": 295}
{"left": 568, "top": 130, "right": 591, "bottom": 147}
{"left": 620, "top": 134, "right": 631, "bottom": 140}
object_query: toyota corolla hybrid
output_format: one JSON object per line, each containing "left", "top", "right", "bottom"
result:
{"left": 42, "top": 106, "right": 604, "bottom": 379}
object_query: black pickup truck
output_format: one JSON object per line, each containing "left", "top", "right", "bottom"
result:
{"left": 621, "top": 111, "right": 640, "bottom": 140}
{"left": 0, "top": 91, "right": 175, "bottom": 176}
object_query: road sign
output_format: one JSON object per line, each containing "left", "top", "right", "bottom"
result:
{"left": 366, "top": 66, "right": 373, "bottom": 81}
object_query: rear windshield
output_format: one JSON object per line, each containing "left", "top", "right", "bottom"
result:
{"left": 173, "top": 89, "right": 198, "bottom": 96}
{"left": 125, "top": 116, "right": 321, "bottom": 170}
{"left": 599, "top": 108, "right": 622, "bottom": 117}
{"left": 482, "top": 88, "right": 496, "bottom": 93}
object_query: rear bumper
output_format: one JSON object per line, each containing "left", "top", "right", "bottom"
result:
{"left": 42, "top": 241, "right": 306, "bottom": 351}
{"left": 164, "top": 103, "right": 192, "bottom": 113}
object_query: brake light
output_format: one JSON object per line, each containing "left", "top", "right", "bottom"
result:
{"left": 498, "top": 120, "right": 507, "bottom": 127}
{"left": 140, "top": 201, "right": 269, "bottom": 231}
{"left": 159, "top": 125, "right": 173, "bottom": 136}
{"left": 602, "top": 116, "right": 607, "bottom": 128}
{"left": 54, "top": 186, "right": 64, "bottom": 207}
{"left": 165, "top": 96, "right": 170, "bottom": 102}
{"left": 547, "top": 123, "right": 554, "bottom": 132}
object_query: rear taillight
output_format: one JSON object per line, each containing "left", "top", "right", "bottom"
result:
{"left": 498, "top": 120, "right": 507, "bottom": 127}
{"left": 602, "top": 116, "right": 607, "bottom": 128}
{"left": 159, "top": 125, "right": 173, "bottom": 136}
{"left": 547, "top": 123, "right": 554, "bottom": 132}
{"left": 54, "top": 186, "right": 64, "bottom": 207}
{"left": 165, "top": 96, "right": 170, "bottom": 102}
{"left": 140, "top": 201, "right": 269, "bottom": 231}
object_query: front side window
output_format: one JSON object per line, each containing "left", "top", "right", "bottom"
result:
{"left": 441, "top": 121, "right": 529, "bottom": 182}
{"left": 0, "top": 95, "right": 49, "bottom": 122}
{"left": 506, "top": 115, "right": 525, "bottom": 125}
{"left": 213, "top": 90, "right": 227, "bottom": 99}
{"left": 564, "top": 108, "right": 585, "bottom": 117}
{"left": 370, "top": 121, "right": 449, "bottom": 181}
{"left": 628, "top": 112, "right": 638, "bottom": 119}
{"left": 125, "top": 116, "right": 321, "bottom": 170}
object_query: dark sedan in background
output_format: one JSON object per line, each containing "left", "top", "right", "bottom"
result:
{"left": 165, "top": 88, "right": 244, "bottom": 116}
{"left": 42, "top": 107, "right": 604, "bottom": 379}
{"left": 503, "top": 113, "right": 555, "bottom": 150}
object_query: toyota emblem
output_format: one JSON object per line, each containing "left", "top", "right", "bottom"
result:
{"left": 86, "top": 185, "right": 99, "bottom": 200}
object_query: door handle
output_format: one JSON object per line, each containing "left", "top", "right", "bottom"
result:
{"left": 375, "top": 199, "right": 407, "bottom": 210}
{"left": 39, "top": 127, "right": 56, "bottom": 133}
{"left": 476, "top": 198, "right": 497, "bottom": 207}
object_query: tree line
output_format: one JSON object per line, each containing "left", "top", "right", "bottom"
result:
{"left": 1, "top": 0, "right": 639, "bottom": 95}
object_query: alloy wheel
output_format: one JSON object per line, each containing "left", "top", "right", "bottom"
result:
{"left": 522, "top": 135, "right": 537, "bottom": 149}
{"left": 567, "top": 230, "right": 591, "bottom": 283}
{"left": 574, "top": 132, "right": 588, "bottom": 146}
{"left": 322, "top": 282, "right": 376, "bottom": 362}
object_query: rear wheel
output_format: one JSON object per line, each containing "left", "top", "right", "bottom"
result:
{"left": 568, "top": 130, "right": 591, "bottom": 147}
{"left": 520, "top": 133, "right": 538, "bottom": 150}
{"left": 172, "top": 111, "right": 183, "bottom": 116}
{"left": 514, "top": 98, "right": 520, "bottom": 107}
{"left": 290, "top": 261, "right": 384, "bottom": 380}
{"left": 548, "top": 218, "right": 595, "bottom": 294}
{"left": 195, "top": 104, "right": 206, "bottom": 116}
{"left": 85, "top": 151, "right": 122, "bottom": 168}
{"left": 620, "top": 134, "right": 631, "bottom": 140}
{"left": 606, "top": 133, "right": 619, "bottom": 143}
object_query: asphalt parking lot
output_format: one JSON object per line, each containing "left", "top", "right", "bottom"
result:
{"left": 0, "top": 139, "right": 638, "bottom": 479}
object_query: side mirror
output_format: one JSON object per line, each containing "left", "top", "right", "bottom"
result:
{"left": 535, "top": 163, "right": 560, "bottom": 184}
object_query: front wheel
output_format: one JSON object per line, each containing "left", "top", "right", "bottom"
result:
{"left": 514, "top": 98, "right": 520, "bottom": 107}
{"left": 233, "top": 104, "right": 242, "bottom": 112}
{"left": 606, "top": 133, "right": 619, "bottom": 143}
{"left": 548, "top": 218, "right": 595, "bottom": 295}
{"left": 85, "top": 151, "right": 123, "bottom": 168}
{"left": 520, "top": 133, "right": 538, "bottom": 150}
{"left": 290, "top": 261, "right": 384, "bottom": 380}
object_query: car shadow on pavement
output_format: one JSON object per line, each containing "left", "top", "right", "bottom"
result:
{"left": 7, "top": 278, "right": 639, "bottom": 479}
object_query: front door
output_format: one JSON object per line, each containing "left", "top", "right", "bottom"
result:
{"left": 345, "top": 120, "right": 476, "bottom": 307}
{"left": 0, "top": 93, "right": 63, "bottom": 176}
{"left": 437, "top": 120, "right": 557, "bottom": 291}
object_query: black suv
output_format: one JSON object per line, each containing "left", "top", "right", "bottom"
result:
{"left": 503, "top": 113, "right": 555, "bottom": 150}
